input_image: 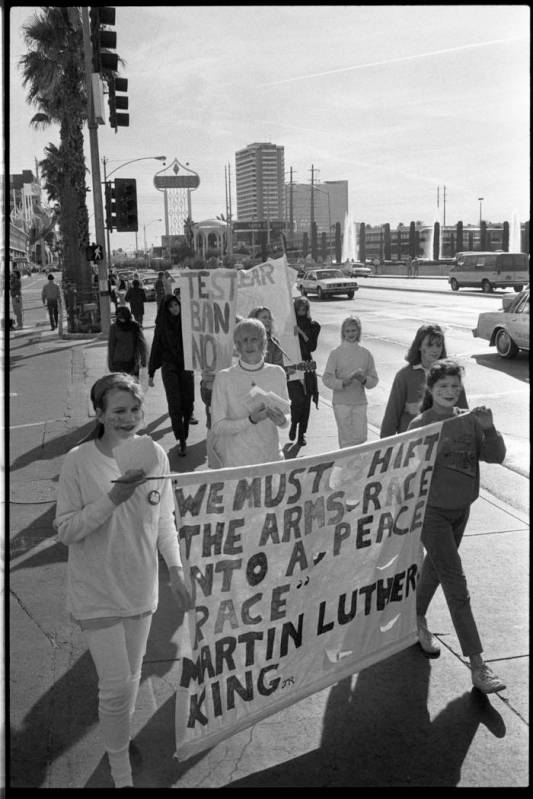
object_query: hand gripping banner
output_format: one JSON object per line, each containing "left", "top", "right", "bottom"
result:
{"left": 172, "top": 422, "right": 442, "bottom": 760}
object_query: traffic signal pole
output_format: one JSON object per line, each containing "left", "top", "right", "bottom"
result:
{"left": 81, "top": 7, "right": 111, "bottom": 336}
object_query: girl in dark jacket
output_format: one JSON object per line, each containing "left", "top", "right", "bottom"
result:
{"left": 107, "top": 306, "right": 147, "bottom": 377}
{"left": 289, "top": 296, "right": 321, "bottom": 444}
{"left": 148, "top": 294, "right": 194, "bottom": 456}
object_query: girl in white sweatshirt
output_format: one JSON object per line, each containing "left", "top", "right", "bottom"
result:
{"left": 55, "top": 373, "right": 190, "bottom": 787}
{"left": 322, "top": 315, "right": 379, "bottom": 447}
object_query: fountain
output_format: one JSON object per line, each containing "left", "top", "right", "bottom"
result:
{"left": 341, "top": 213, "right": 358, "bottom": 263}
{"left": 509, "top": 211, "right": 522, "bottom": 252}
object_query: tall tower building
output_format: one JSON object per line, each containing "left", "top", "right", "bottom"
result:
{"left": 235, "top": 142, "right": 285, "bottom": 222}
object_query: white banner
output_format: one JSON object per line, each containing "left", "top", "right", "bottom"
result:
{"left": 172, "top": 422, "right": 442, "bottom": 760}
{"left": 235, "top": 255, "right": 300, "bottom": 364}
{"left": 179, "top": 269, "right": 238, "bottom": 372}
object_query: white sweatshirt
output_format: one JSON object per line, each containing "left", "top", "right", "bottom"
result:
{"left": 322, "top": 341, "right": 379, "bottom": 407}
{"left": 211, "top": 360, "right": 289, "bottom": 467}
{"left": 55, "top": 439, "right": 181, "bottom": 621}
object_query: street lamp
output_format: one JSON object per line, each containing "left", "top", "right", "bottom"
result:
{"left": 143, "top": 218, "right": 162, "bottom": 268}
{"left": 102, "top": 155, "right": 166, "bottom": 271}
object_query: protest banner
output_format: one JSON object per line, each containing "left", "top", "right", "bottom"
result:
{"left": 179, "top": 269, "right": 238, "bottom": 372}
{"left": 172, "top": 422, "right": 442, "bottom": 760}
{"left": 235, "top": 255, "right": 300, "bottom": 364}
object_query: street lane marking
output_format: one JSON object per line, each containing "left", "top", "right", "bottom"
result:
{"left": 7, "top": 419, "right": 64, "bottom": 430}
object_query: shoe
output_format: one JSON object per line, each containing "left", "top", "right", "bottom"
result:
{"left": 189, "top": 414, "right": 198, "bottom": 425}
{"left": 289, "top": 423, "right": 296, "bottom": 441}
{"left": 417, "top": 616, "right": 441, "bottom": 657}
{"left": 297, "top": 435, "right": 307, "bottom": 446}
{"left": 471, "top": 663, "right": 506, "bottom": 694}
{"left": 179, "top": 441, "right": 187, "bottom": 457}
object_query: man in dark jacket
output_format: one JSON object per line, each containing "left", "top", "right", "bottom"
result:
{"left": 125, "top": 279, "right": 147, "bottom": 326}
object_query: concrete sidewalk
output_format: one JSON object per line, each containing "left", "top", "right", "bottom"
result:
{"left": 8, "top": 320, "right": 529, "bottom": 788}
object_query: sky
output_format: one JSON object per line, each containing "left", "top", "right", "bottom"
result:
{"left": 7, "top": 4, "right": 530, "bottom": 253}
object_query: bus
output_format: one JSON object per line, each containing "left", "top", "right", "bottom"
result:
{"left": 448, "top": 252, "right": 529, "bottom": 293}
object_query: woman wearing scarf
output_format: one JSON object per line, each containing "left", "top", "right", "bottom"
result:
{"left": 148, "top": 295, "right": 194, "bottom": 456}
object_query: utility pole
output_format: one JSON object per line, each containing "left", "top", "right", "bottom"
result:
{"left": 443, "top": 185, "right": 447, "bottom": 227}
{"left": 81, "top": 7, "right": 110, "bottom": 335}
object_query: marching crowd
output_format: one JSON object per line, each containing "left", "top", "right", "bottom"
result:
{"left": 51, "top": 281, "right": 508, "bottom": 787}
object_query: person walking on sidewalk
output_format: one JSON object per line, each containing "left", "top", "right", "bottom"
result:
{"left": 148, "top": 294, "right": 195, "bottom": 457}
{"left": 408, "top": 358, "right": 507, "bottom": 695}
{"left": 125, "top": 278, "right": 147, "bottom": 326}
{"left": 41, "top": 272, "right": 60, "bottom": 330}
{"left": 288, "top": 296, "right": 321, "bottom": 446}
{"left": 210, "top": 318, "right": 289, "bottom": 467}
{"left": 10, "top": 268, "right": 23, "bottom": 329}
{"left": 380, "top": 323, "right": 468, "bottom": 438}
{"left": 322, "top": 315, "right": 379, "bottom": 447}
{"left": 54, "top": 373, "right": 190, "bottom": 788}
{"left": 107, "top": 306, "right": 147, "bottom": 378}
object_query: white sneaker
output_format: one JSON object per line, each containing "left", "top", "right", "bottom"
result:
{"left": 417, "top": 616, "right": 441, "bottom": 657}
{"left": 472, "top": 663, "right": 506, "bottom": 694}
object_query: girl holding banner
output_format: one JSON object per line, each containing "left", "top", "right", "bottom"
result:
{"left": 408, "top": 358, "right": 507, "bottom": 695}
{"left": 55, "top": 373, "right": 190, "bottom": 787}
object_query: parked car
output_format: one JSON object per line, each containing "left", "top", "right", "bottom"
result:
{"left": 296, "top": 268, "right": 359, "bottom": 300}
{"left": 140, "top": 275, "right": 158, "bottom": 301}
{"left": 449, "top": 252, "right": 529, "bottom": 293}
{"left": 472, "top": 288, "right": 529, "bottom": 358}
{"left": 342, "top": 261, "right": 373, "bottom": 278}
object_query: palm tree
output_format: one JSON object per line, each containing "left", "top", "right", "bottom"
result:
{"left": 19, "top": 6, "right": 93, "bottom": 311}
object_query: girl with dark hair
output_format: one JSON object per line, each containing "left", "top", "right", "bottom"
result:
{"left": 247, "top": 306, "right": 284, "bottom": 366}
{"left": 107, "top": 306, "right": 147, "bottom": 377}
{"left": 380, "top": 323, "right": 468, "bottom": 437}
{"left": 55, "top": 373, "right": 190, "bottom": 788}
{"left": 408, "top": 359, "right": 507, "bottom": 694}
{"left": 148, "top": 294, "right": 194, "bottom": 456}
{"left": 289, "top": 296, "right": 321, "bottom": 445}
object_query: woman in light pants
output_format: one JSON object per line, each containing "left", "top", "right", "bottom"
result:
{"left": 322, "top": 316, "right": 379, "bottom": 448}
{"left": 55, "top": 374, "right": 190, "bottom": 787}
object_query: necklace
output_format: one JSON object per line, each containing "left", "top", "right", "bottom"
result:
{"left": 238, "top": 359, "right": 264, "bottom": 372}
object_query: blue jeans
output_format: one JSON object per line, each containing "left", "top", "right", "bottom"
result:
{"left": 416, "top": 505, "right": 483, "bottom": 657}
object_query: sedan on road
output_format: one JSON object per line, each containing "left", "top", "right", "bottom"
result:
{"left": 472, "top": 288, "right": 529, "bottom": 358}
{"left": 342, "top": 261, "right": 373, "bottom": 278}
{"left": 296, "top": 268, "right": 359, "bottom": 300}
{"left": 140, "top": 275, "right": 158, "bottom": 301}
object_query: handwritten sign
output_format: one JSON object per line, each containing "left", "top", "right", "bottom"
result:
{"left": 172, "top": 422, "right": 442, "bottom": 759}
{"left": 179, "top": 269, "right": 237, "bottom": 372}
{"left": 236, "top": 255, "right": 300, "bottom": 364}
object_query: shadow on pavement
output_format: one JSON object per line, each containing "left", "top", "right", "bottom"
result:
{"left": 10, "top": 505, "right": 66, "bottom": 569}
{"left": 226, "top": 647, "right": 506, "bottom": 787}
{"left": 470, "top": 352, "right": 529, "bottom": 382}
{"left": 10, "top": 568, "right": 198, "bottom": 788}
{"left": 10, "top": 421, "right": 96, "bottom": 473}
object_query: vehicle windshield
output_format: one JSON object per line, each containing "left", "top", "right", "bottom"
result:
{"left": 317, "top": 270, "right": 343, "bottom": 279}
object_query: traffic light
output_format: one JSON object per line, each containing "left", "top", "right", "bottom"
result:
{"left": 90, "top": 7, "right": 118, "bottom": 72}
{"left": 108, "top": 76, "right": 129, "bottom": 131}
{"left": 115, "top": 178, "right": 138, "bottom": 232}
{"left": 85, "top": 244, "right": 96, "bottom": 261}
{"left": 105, "top": 181, "right": 117, "bottom": 230}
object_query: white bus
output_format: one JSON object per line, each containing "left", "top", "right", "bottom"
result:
{"left": 448, "top": 252, "right": 529, "bottom": 293}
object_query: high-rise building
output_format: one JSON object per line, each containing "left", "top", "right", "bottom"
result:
{"left": 285, "top": 180, "right": 348, "bottom": 236}
{"left": 235, "top": 142, "right": 285, "bottom": 223}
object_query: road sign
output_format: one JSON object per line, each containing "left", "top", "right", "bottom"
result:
{"left": 93, "top": 244, "right": 104, "bottom": 262}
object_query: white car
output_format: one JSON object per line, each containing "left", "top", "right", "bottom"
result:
{"left": 472, "top": 289, "right": 529, "bottom": 358}
{"left": 296, "top": 268, "right": 359, "bottom": 300}
{"left": 342, "top": 261, "right": 373, "bottom": 278}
